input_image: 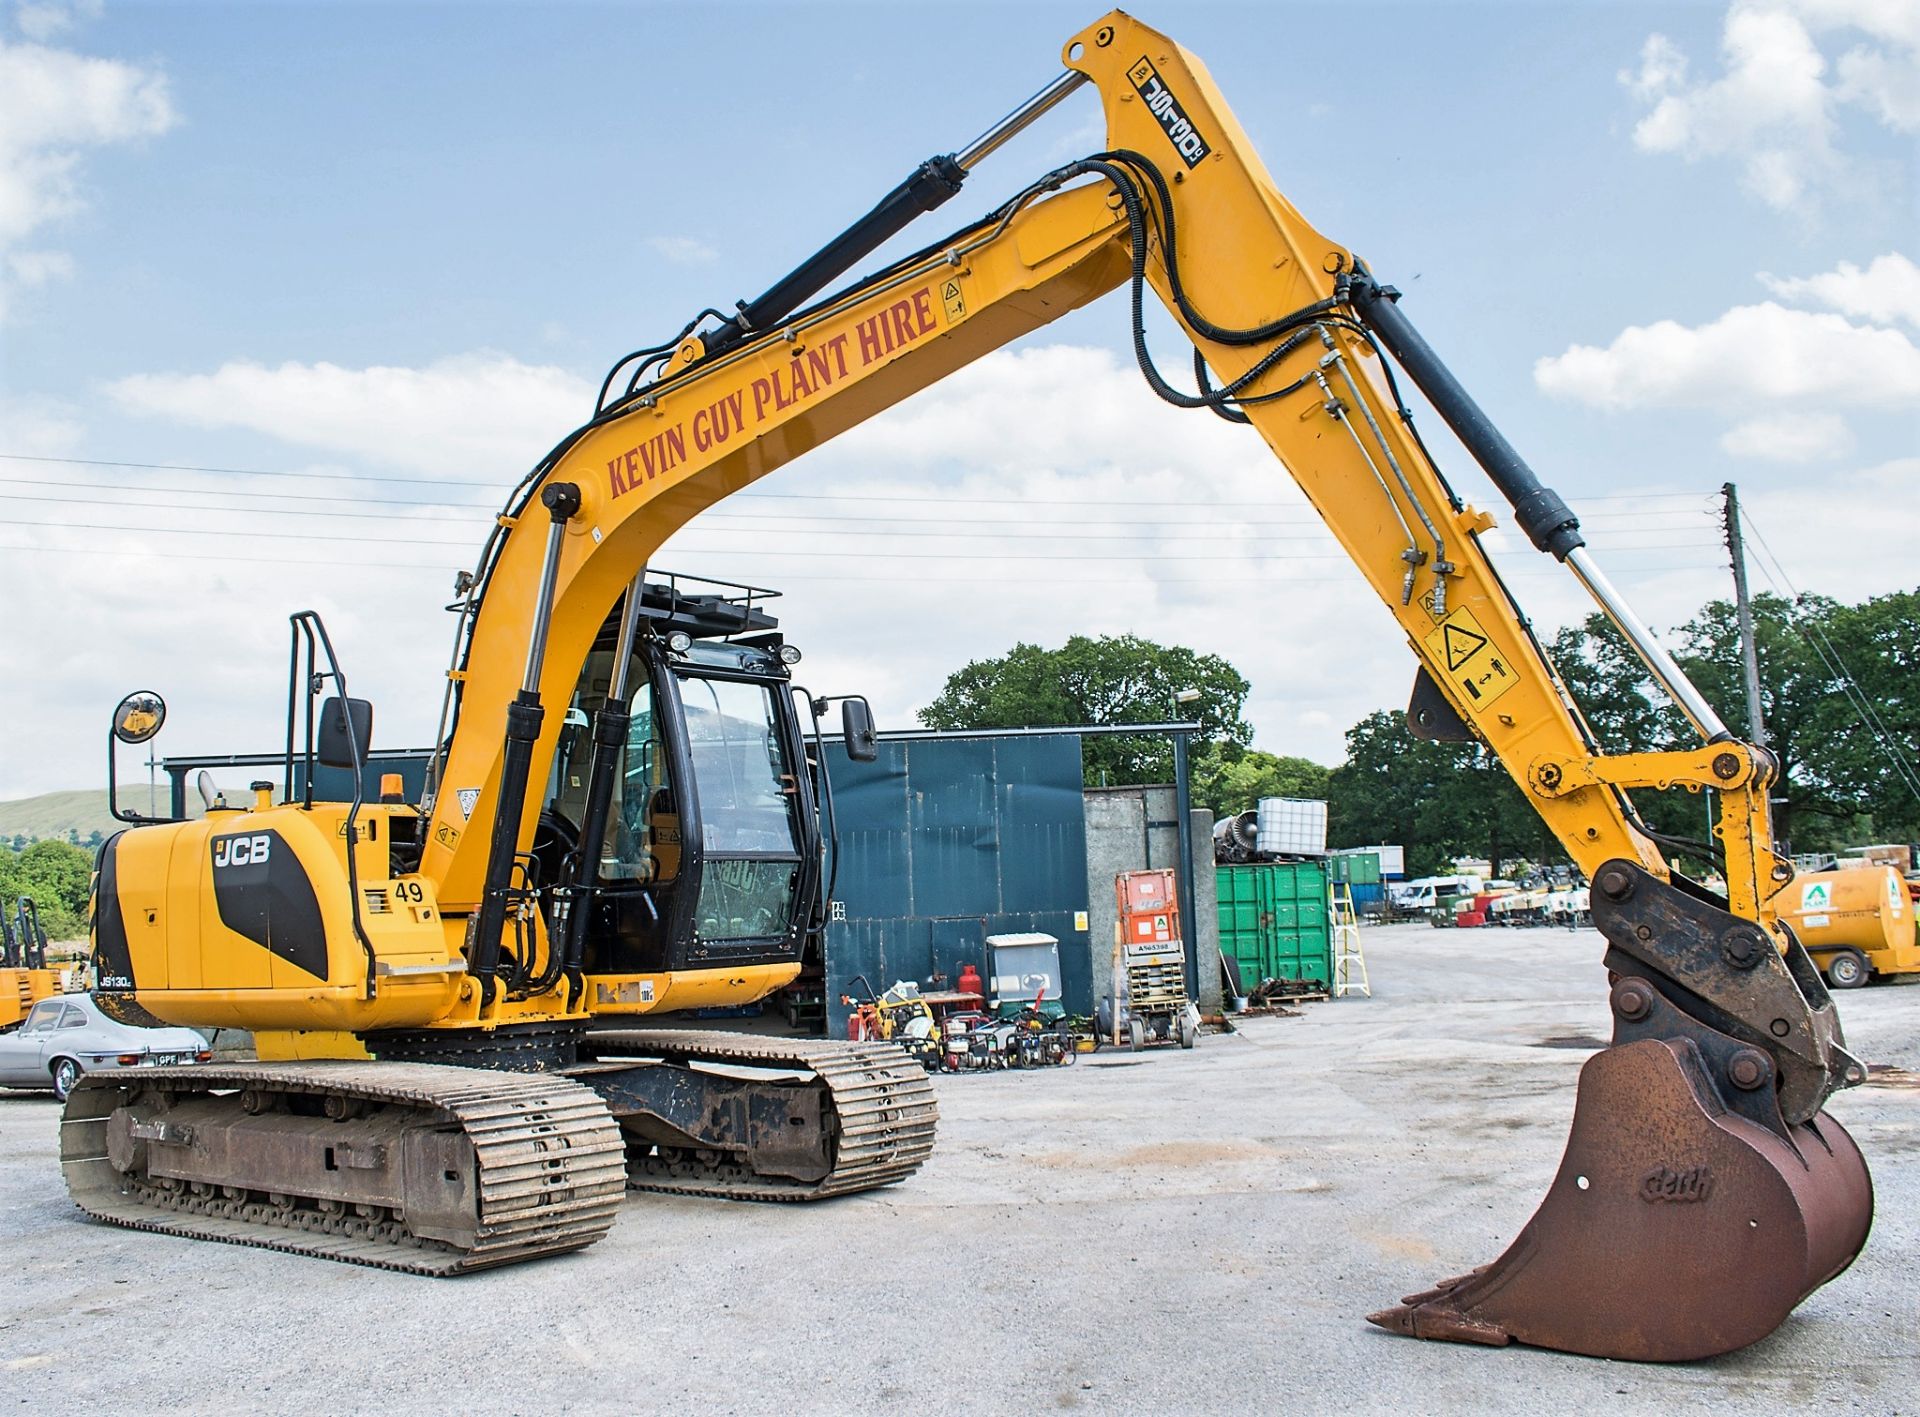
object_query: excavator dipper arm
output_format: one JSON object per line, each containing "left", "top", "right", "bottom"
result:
{"left": 412, "top": 12, "right": 1868, "bottom": 1356}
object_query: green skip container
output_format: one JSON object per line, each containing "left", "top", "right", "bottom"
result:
{"left": 1216, "top": 861, "right": 1332, "bottom": 988}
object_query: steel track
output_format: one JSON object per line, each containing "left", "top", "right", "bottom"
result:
{"left": 60, "top": 1062, "right": 627, "bottom": 1275}
{"left": 582, "top": 1030, "right": 938, "bottom": 1201}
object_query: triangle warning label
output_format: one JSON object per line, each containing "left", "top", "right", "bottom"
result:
{"left": 1440, "top": 622, "right": 1488, "bottom": 671}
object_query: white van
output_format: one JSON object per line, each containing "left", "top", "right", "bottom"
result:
{"left": 1390, "top": 875, "right": 1483, "bottom": 914}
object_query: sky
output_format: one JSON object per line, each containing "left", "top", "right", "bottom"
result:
{"left": 1, "top": 0, "right": 1916, "bottom": 801}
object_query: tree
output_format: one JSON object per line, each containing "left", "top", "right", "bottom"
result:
{"left": 1326, "top": 710, "right": 1554, "bottom": 877}
{"left": 0, "top": 838, "right": 94, "bottom": 942}
{"left": 1192, "top": 748, "right": 1329, "bottom": 818}
{"left": 1546, "top": 589, "right": 1920, "bottom": 855}
{"left": 1790, "top": 589, "right": 1920, "bottom": 844}
{"left": 919, "top": 634, "right": 1253, "bottom": 786}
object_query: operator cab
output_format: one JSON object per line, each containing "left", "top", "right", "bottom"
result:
{"left": 540, "top": 577, "right": 825, "bottom": 979}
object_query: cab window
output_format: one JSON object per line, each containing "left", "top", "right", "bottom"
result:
{"left": 543, "top": 648, "right": 675, "bottom": 886}
{"left": 605, "top": 682, "right": 677, "bottom": 884}
{"left": 678, "top": 676, "right": 798, "bottom": 853}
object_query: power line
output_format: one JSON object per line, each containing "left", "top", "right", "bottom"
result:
{"left": 0, "top": 451, "right": 1715, "bottom": 510}
{"left": 0, "top": 513, "right": 1730, "bottom": 561}
{"left": 0, "top": 539, "right": 1723, "bottom": 583}
{"left": 1738, "top": 508, "right": 1920, "bottom": 806}
{"left": 0, "top": 451, "right": 501, "bottom": 490}
{"left": 0, "top": 493, "right": 1725, "bottom": 551}
{"left": 0, "top": 542, "right": 466, "bottom": 571}
{"left": 0, "top": 478, "right": 1712, "bottom": 533}
{"left": 0, "top": 475, "right": 497, "bottom": 511}
{"left": 0, "top": 492, "right": 493, "bottom": 525}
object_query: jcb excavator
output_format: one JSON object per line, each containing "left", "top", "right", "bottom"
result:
{"left": 73, "top": 11, "right": 1871, "bottom": 1361}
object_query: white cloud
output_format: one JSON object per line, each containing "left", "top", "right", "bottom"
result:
{"left": 1535, "top": 299, "right": 1920, "bottom": 410}
{"left": 106, "top": 353, "right": 597, "bottom": 481}
{"left": 1621, "top": 0, "right": 1919, "bottom": 210}
{"left": 8, "top": 343, "right": 1394, "bottom": 795}
{"left": 1719, "top": 411, "right": 1856, "bottom": 459}
{"left": 0, "top": 392, "right": 81, "bottom": 453}
{"left": 14, "top": 1, "right": 102, "bottom": 42}
{"left": 0, "top": 23, "right": 176, "bottom": 314}
{"left": 7, "top": 247, "right": 71, "bottom": 285}
{"left": 9, "top": 343, "right": 1916, "bottom": 802}
{"left": 1759, "top": 250, "right": 1920, "bottom": 326}
{"left": 653, "top": 344, "right": 1405, "bottom": 774}
{"left": 1736, "top": 456, "right": 1920, "bottom": 603}
{"left": 645, "top": 236, "right": 717, "bottom": 266}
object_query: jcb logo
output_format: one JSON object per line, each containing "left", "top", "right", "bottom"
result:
{"left": 212, "top": 834, "right": 272, "bottom": 869}
{"left": 1127, "top": 58, "right": 1210, "bottom": 168}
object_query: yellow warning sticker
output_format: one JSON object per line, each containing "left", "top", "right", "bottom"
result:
{"left": 1422, "top": 607, "right": 1518, "bottom": 712}
{"left": 940, "top": 276, "right": 966, "bottom": 324}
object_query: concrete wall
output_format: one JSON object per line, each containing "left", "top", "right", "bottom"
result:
{"left": 1189, "top": 808, "right": 1220, "bottom": 1013}
{"left": 1083, "top": 787, "right": 1220, "bottom": 1014}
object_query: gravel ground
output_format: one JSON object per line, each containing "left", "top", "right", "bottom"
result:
{"left": 1, "top": 922, "right": 1913, "bottom": 1415}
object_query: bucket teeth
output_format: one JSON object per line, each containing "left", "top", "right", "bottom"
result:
{"left": 1369, "top": 1038, "right": 1874, "bottom": 1362}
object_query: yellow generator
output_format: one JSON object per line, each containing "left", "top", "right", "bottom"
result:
{"left": 1779, "top": 866, "right": 1920, "bottom": 988}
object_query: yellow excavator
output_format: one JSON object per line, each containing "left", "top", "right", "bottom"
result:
{"left": 73, "top": 10, "right": 1871, "bottom": 1361}
{"left": 3, "top": 897, "right": 63, "bottom": 1029}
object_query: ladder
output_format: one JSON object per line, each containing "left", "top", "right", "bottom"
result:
{"left": 1331, "top": 883, "right": 1370, "bottom": 998}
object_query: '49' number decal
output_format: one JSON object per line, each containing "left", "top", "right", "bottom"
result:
{"left": 392, "top": 880, "right": 426, "bottom": 904}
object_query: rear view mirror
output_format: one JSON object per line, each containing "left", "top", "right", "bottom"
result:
{"left": 113, "top": 691, "right": 167, "bottom": 745}
{"left": 317, "top": 696, "right": 373, "bottom": 770}
{"left": 108, "top": 690, "right": 173, "bottom": 824}
{"left": 840, "top": 697, "right": 877, "bottom": 763}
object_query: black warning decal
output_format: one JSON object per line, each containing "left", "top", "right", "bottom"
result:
{"left": 1440, "top": 621, "right": 1489, "bottom": 671}
{"left": 1423, "top": 609, "right": 1518, "bottom": 713}
{"left": 1126, "top": 57, "right": 1211, "bottom": 168}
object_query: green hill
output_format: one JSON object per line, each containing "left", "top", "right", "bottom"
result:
{"left": 0, "top": 789, "right": 123, "bottom": 844}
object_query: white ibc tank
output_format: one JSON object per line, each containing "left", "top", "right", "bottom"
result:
{"left": 1256, "top": 797, "right": 1328, "bottom": 857}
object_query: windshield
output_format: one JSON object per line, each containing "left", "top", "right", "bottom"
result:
{"left": 678, "top": 676, "right": 799, "bottom": 854}
{"left": 679, "top": 674, "right": 802, "bottom": 943}
{"left": 547, "top": 649, "right": 805, "bottom": 947}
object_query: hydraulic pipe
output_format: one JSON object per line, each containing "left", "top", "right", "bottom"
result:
{"left": 696, "top": 72, "right": 1085, "bottom": 363}
{"left": 470, "top": 482, "right": 581, "bottom": 1003}
{"left": 1348, "top": 273, "right": 1729, "bottom": 742}
{"left": 1348, "top": 272, "right": 1583, "bottom": 561}
{"left": 954, "top": 71, "right": 1087, "bottom": 169}
{"left": 1565, "top": 547, "right": 1730, "bottom": 740}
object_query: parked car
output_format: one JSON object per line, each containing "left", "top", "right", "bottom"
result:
{"left": 0, "top": 994, "right": 211, "bottom": 1100}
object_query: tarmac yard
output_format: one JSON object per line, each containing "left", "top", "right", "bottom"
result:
{"left": 1, "top": 922, "right": 1914, "bottom": 1415}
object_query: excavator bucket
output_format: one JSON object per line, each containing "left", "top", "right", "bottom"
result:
{"left": 1370, "top": 863, "right": 1875, "bottom": 1361}
{"left": 1368, "top": 1037, "right": 1872, "bottom": 1360}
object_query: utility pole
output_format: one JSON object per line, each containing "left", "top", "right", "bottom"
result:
{"left": 1722, "top": 482, "right": 1766, "bottom": 747}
